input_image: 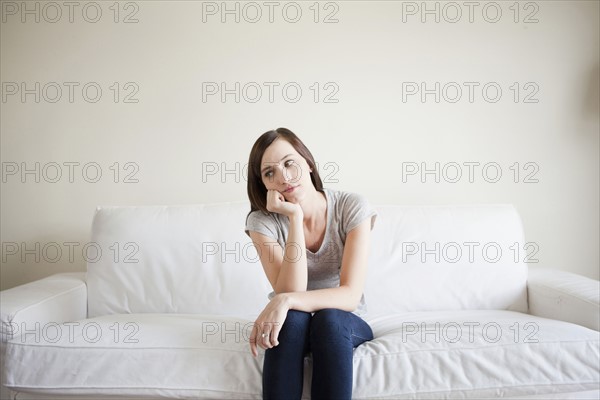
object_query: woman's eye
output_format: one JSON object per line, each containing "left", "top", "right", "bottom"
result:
{"left": 284, "top": 160, "right": 294, "bottom": 167}
{"left": 264, "top": 171, "right": 273, "bottom": 178}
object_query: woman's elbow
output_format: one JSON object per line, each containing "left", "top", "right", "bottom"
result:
{"left": 342, "top": 285, "right": 362, "bottom": 312}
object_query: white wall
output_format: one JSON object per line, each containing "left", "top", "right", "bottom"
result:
{"left": 1, "top": 0, "right": 598, "bottom": 290}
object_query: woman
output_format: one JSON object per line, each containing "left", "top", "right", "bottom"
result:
{"left": 244, "top": 127, "right": 377, "bottom": 399}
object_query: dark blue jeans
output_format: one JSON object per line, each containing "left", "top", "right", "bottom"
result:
{"left": 262, "top": 308, "right": 374, "bottom": 400}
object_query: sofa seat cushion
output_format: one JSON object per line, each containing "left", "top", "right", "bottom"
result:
{"left": 4, "top": 313, "right": 264, "bottom": 399}
{"left": 357, "top": 310, "right": 599, "bottom": 399}
{"left": 4, "top": 311, "right": 599, "bottom": 399}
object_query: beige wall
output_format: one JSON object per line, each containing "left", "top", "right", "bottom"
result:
{"left": 1, "top": 0, "right": 598, "bottom": 290}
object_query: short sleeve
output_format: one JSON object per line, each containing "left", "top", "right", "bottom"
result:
{"left": 245, "top": 210, "right": 279, "bottom": 241}
{"left": 342, "top": 192, "right": 378, "bottom": 235}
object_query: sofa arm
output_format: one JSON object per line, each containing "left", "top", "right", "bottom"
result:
{"left": 527, "top": 267, "right": 599, "bottom": 331}
{"left": 0, "top": 272, "right": 87, "bottom": 342}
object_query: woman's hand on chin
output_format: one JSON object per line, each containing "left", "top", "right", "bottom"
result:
{"left": 266, "top": 189, "right": 302, "bottom": 218}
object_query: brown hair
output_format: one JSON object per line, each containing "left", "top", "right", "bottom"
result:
{"left": 246, "top": 128, "right": 324, "bottom": 216}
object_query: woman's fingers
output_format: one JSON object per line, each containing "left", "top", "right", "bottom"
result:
{"left": 258, "top": 321, "right": 282, "bottom": 350}
{"left": 261, "top": 322, "right": 274, "bottom": 349}
{"left": 271, "top": 323, "right": 282, "bottom": 346}
{"left": 265, "top": 190, "right": 279, "bottom": 213}
{"left": 266, "top": 189, "right": 289, "bottom": 214}
{"left": 262, "top": 331, "right": 271, "bottom": 349}
{"left": 249, "top": 320, "right": 276, "bottom": 356}
{"left": 249, "top": 323, "right": 258, "bottom": 357}
{"left": 276, "top": 191, "right": 285, "bottom": 202}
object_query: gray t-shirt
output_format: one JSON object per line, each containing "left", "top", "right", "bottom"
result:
{"left": 244, "top": 187, "right": 377, "bottom": 317}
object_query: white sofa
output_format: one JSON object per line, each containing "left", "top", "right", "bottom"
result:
{"left": 1, "top": 201, "right": 599, "bottom": 399}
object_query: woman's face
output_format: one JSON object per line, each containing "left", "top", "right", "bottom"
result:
{"left": 260, "top": 138, "right": 313, "bottom": 201}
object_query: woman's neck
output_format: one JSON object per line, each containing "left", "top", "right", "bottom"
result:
{"left": 298, "top": 189, "right": 327, "bottom": 230}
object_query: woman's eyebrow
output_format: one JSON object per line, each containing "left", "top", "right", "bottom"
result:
{"left": 261, "top": 154, "right": 294, "bottom": 173}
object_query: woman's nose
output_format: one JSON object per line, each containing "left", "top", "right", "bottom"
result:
{"left": 278, "top": 168, "right": 290, "bottom": 183}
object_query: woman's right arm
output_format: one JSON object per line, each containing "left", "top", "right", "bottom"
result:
{"left": 249, "top": 192, "right": 308, "bottom": 294}
{"left": 249, "top": 211, "right": 308, "bottom": 294}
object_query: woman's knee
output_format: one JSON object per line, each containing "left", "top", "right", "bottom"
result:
{"left": 277, "top": 309, "right": 311, "bottom": 343}
{"left": 309, "top": 308, "right": 351, "bottom": 343}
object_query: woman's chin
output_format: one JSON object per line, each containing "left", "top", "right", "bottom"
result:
{"left": 283, "top": 194, "right": 297, "bottom": 203}
{"left": 283, "top": 186, "right": 302, "bottom": 201}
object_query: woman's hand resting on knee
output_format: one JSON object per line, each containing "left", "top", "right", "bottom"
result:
{"left": 249, "top": 293, "right": 291, "bottom": 357}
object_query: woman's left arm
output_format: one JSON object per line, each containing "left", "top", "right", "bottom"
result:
{"left": 280, "top": 217, "right": 372, "bottom": 313}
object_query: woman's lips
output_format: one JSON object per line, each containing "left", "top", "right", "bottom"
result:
{"left": 284, "top": 185, "right": 298, "bottom": 193}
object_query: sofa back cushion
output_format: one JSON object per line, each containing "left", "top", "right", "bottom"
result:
{"left": 87, "top": 202, "right": 272, "bottom": 318}
{"left": 364, "top": 204, "right": 528, "bottom": 317}
{"left": 87, "top": 202, "right": 528, "bottom": 318}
